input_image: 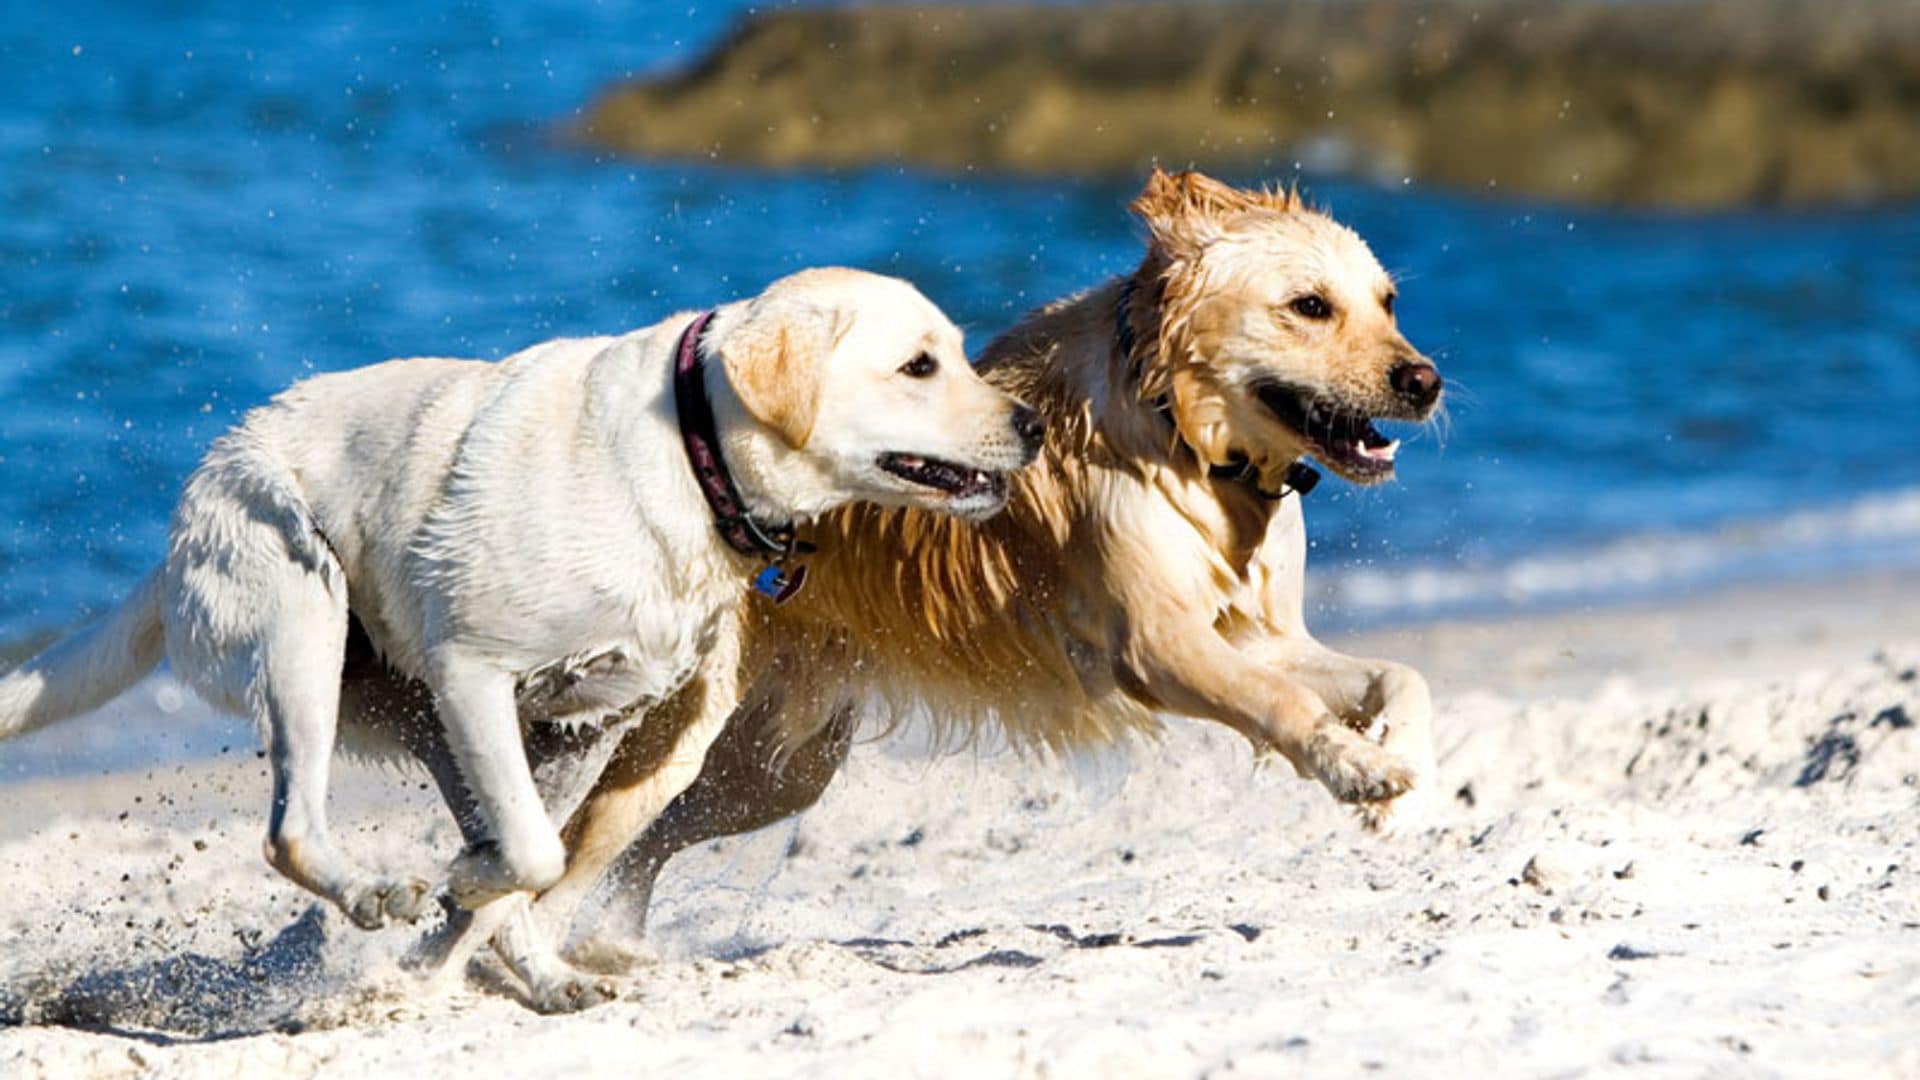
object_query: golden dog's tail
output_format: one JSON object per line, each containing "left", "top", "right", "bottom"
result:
{"left": 0, "top": 568, "right": 166, "bottom": 741}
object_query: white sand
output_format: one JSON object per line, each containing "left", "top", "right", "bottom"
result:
{"left": 2, "top": 571, "right": 1917, "bottom": 1077}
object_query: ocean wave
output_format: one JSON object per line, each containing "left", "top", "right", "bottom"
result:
{"left": 1316, "top": 487, "right": 1920, "bottom": 623}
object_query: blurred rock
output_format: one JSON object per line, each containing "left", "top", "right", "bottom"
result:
{"left": 577, "top": 0, "right": 1920, "bottom": 208}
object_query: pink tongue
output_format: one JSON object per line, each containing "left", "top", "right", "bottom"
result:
{"left": 1355, "top": 439, "right": 1398, "bottom": 462}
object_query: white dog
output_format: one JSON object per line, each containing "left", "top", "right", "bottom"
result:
{"left": 0, "top": 266, "right": 1041, "bottom": 1009}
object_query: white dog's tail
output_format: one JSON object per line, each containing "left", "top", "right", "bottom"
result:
{"left": 0, "top": 569, "right": 167, "bottom": 741}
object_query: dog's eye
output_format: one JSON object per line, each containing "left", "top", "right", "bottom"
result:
{"left": 1382, "top": 292, "right": 1397, "bottom": 317}
{"left": 1290, "top": 294, "right": 1333, "bottom": 320}
{"left": 900, "top": 353, "right": 939, "bottom": 378}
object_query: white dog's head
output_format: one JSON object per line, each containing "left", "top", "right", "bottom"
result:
{"left": 709, "top": 267, "right": 1041, "bottom": 522}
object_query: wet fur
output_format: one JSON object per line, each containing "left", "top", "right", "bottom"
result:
{"left": 550, "top": 170, "right": 1446, "bottom": 965}
{"left": 0, "top": 267, "right": 1038, "bottom": 1014}
{"left": 182, "top": 171, "right": 1441, "bottom": 1005}
{"left": 747, "top": 173, "right": 1435, "bottom": 762}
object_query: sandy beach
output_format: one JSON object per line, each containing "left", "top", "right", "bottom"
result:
{"left": 0, "top": 570, "right": 1915, "bottom": 1077}
{"left": 4, "top": 0, "right": 1918, "bottom": 1074}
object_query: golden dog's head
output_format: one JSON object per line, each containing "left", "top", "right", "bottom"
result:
{"left": 1131, "top": 169, "right": 1442, "bottom": 486}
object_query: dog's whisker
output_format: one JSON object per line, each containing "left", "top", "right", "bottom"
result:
{"left": 1427, "top": 404, "right": 1453, "bottom": 451}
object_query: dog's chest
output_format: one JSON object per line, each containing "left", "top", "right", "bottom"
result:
{"left": 513, "top": 605, "right": 724, "bottom": 725}
{"left": 515, "top": 645, "right": 662, "bottom": 724}
{"left": 520, "top": 544, "right": 738, "bottom": 721}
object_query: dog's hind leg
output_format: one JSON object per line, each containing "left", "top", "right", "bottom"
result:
{"left": 166, "top": 449, "right": 431, "bottom": 930}
{"left": 332, "top": 655, "right": 636, "bottom": 988}
{"left": 400, "top": 717, "right": 625, "bottom": 1006}
{"left": 374, "top": 678, "right": 630, "bottom": 980}
{"left": 489, "top": 635, "right": 755, "bottom": 1004}
{"left": 253, "top": 592, "right": 430, "bottom": 929}
{"left": 177, "top": 583, "right": 418, "bottom": 933}
{"left": 417, "top": 627, "right": 742, "bottom": 1013}
{"left": 576, "top": 686, "right": 856, "bottom": 967}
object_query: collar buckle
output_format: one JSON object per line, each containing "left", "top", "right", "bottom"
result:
{"left": 1281, "top": 461, "right": 1321, "bottom": 498}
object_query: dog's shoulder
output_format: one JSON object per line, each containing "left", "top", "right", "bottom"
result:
{"left": 401, "top": 323, "right": 721, "bottom": 645}
{"left": 978, "top": 282, "right": 1115, "bottom": 376}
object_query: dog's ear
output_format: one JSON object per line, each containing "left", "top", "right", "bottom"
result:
{"left": 1166, "top": 367, "right": 1235, "bottom": 469}
{"left": 1131, "top": 169, "right": 1261, "bottom": 254}
{"left": 1133, "top": 169, "right": 1305, "bottom": 254}
{"left": 719, "top": 305, "right": 833, "bottom": 449}
{"left": 1132, "top": 168, "right": 1218, "bottom": 255}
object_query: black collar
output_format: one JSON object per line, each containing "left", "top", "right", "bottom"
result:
{"left": 1116, "top": 278, "right": 1320, "bottom": 503}
{"left": 672, "top": 311, "right": 811, "bottom": 602}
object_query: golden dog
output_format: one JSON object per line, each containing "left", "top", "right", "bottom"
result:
{"left": 525, "top": 168, "right": 1447, "bottom": 959}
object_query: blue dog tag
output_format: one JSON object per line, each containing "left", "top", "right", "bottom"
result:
{"left": 752, "top": 562, "right": 806, "bottom": 603}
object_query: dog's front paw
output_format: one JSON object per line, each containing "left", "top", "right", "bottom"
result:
{"left": 342, "top": 876, "right": 434, "bottom": 930}
{"left": 1357, "top": 705, "right": 1440, "bottom": 838}
{"left": 527, "top": 971, "right": 621, "bottom": 1014}
{"left": 1306, "top": 724, "right": 1415, "bottom": 805}
{"left": 1353, "top": 779, "right": 1437, "bottom": 837}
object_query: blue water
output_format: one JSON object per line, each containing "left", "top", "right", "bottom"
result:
{"left": 4, "top": 0, "right": 1920, "bottom": 649}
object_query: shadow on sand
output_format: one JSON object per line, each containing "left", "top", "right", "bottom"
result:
{"left": 0, "top": 905, "right": 341, "bottom": 1043}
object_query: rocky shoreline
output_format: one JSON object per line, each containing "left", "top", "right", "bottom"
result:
{"left": 578, "top": 0, "right": 1920, "bottom": 208}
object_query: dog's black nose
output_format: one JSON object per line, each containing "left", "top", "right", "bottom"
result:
{"left": 1389, "top": 361, "right": 1443, "bottom": 406}
{"left": 1011, "top": 404, "right": 1045, "bottom": 451}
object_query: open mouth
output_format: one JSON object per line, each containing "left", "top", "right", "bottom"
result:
{"left": 1254, "top": 381, "right": 1400, "bottom": 481}
{"left": 878, "top": 452, "right": 1009, "bottom": 501}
